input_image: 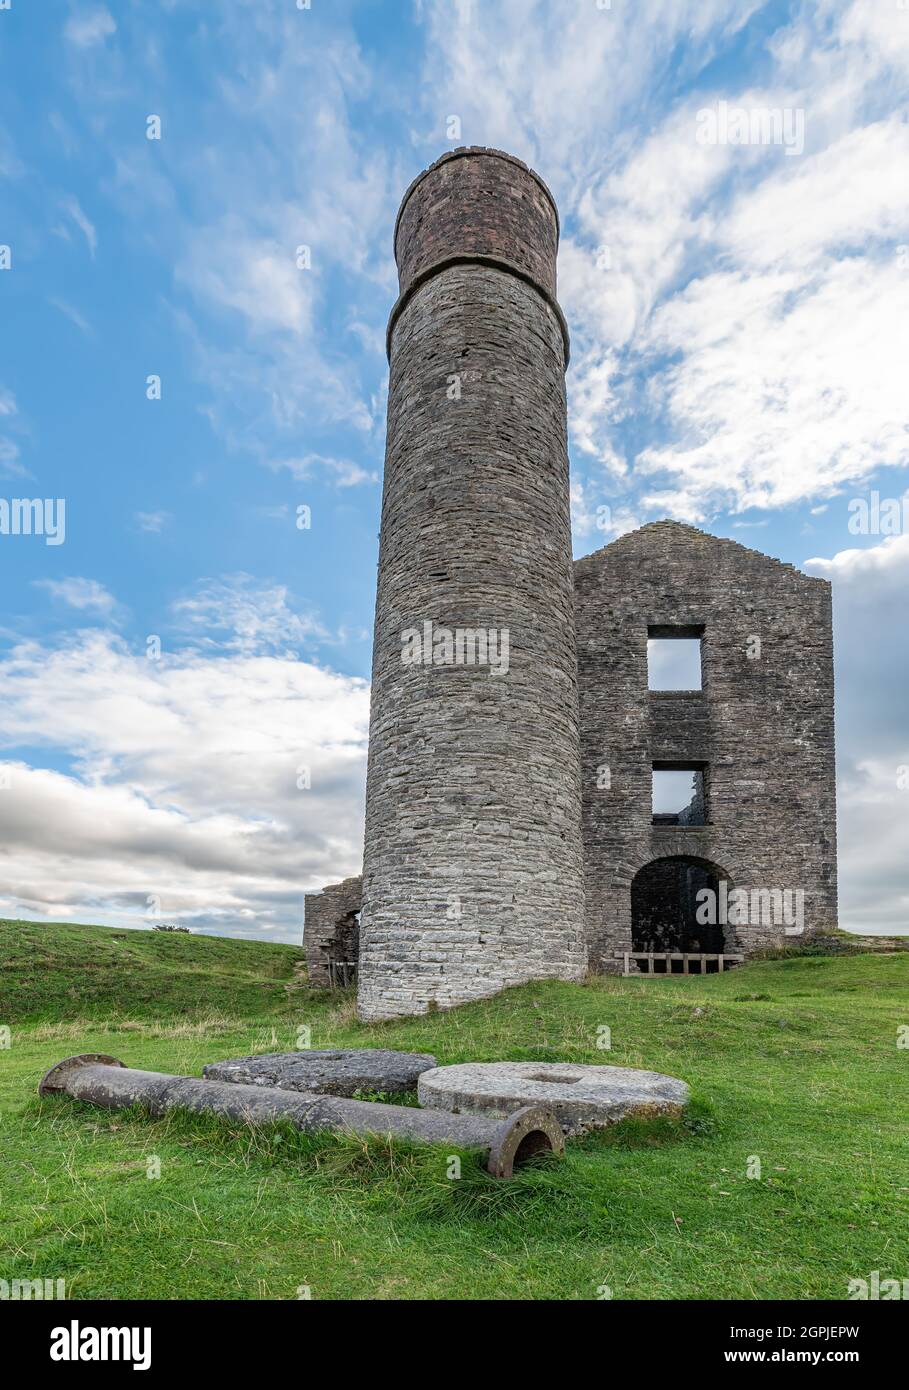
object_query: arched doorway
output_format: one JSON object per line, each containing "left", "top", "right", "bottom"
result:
{"left": 630, "top": 856, "right": 732, "bottom": 974}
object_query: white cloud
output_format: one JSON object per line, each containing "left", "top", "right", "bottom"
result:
{"left": 34, "top": 577, "right": 116, "bottom": 614}
{"left": 135, "top": 510, "right": 170, "bottom": 533}
{"left": 807, "top": 531, "right": 909, "bottom": 584}
{"left": 147, "top": 13, "right": 397, "bottom": 462}
{"left": 558, "top": 31, "right": 909, "bottom": 520}
{"left": 415, "top": 3, "right": 904, "bottom": 525}
{"left": 0, "top": 437, "right": 29, "bottom": 480}
{"left": 415, "top": 0, "right": 758, "bottom": 196}
{"left": 178, "top": 229, "right": 314, "bottom": 337}
{"left": 0, "top": 631, "right": 369, "bottom": 939}
{"left": 0, "top": 129, "right": 24, "bottom": 180}
{"left": 64, "top": 6, "right": 116, "bottom": 49}
{"left": 570, "top": 478, "right": 639, "bottom": 546}
{"left": 637, "top": 254, "right": 909, "bottom": 516}
{"left": 0, "top": 388, "right": 28, "bottom": 479}
{"left": 565, "top": 343, "right": 626, "bottom": 471}
{"left": 60, "top": 194, "right": 97, "bottom": 257}
{"left": 562, "top": 110, "right": 737, "bottom": 351}
{"left": 267, "top": 453, "right": 379, "bottom": 489}
{"left": 48, "top": 296, "right": 93, "bottom": 335}
{"left": 837, "top": 0, "right": 909, "bottom": 74}
{"left": 716, "top": 116, "right": 909, "bottom": 271}
{"left": 171, "top": 573, "right": 329, "bottom": 656}
{"left": 805, "top": 534, "right": 909, "bottom": 934}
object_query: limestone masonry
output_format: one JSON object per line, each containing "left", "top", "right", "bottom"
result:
{"left": 302, "top": 875, "right": 361, "bottom": 989}
{"left": 304, "top": 148, "right": 838, "bottom": 1018}
{"left": 575, "top": 521, "right": 838, "bottom": 973}
{"left": 204, "top": 1049, "right": 438, "bottom": 1097}
{"left": 356, "top": 147, "right": 588, "bottom": 1021}
{"left": 417, "top": 1061, "right": 690, "bottom": 1136}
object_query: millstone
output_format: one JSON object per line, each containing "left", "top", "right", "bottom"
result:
{"left": 203, "top": 1049, "right": 437, "bottom": 1097}
{"left": 417, "top": 1061, "right": 689, "bottom": 1136}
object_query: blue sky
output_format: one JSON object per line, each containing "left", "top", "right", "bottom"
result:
{"left": 0, "top": 0, "right": 907, "bottom": 941}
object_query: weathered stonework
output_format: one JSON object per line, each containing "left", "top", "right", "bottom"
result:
{"left": 574, "top": 520, "right": 838, "bottom": 972}
{"left": 392, "top": 147, "right": 561, "bottom": 310}
{"left": 357, "top": 148, "right": 588, "bottom": 1021}
{"left": 303, "top": 875, "right": 362, "bottom": 988}
{"left": 203, "top": 1049, "right": 437, "bottom": 1097}
{"left": 417, "top": 1061, "right": 690, "bottom": 1135}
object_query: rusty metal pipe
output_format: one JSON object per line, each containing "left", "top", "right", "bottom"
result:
{"left": 39, "top": 1054, "right": 563, "bottom": 1179}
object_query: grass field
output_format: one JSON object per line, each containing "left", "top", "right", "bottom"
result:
{"left": 1, "top": 919, "right": 907, "bottom": 1300}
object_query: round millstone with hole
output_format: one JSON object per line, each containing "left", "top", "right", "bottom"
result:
{"left": 417, "top": 1061, "right": 689, "bottom": 1136}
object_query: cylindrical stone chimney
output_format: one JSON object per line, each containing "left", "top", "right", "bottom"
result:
{"left": 357, "top": 147, "right": 587, "bottom": 1021}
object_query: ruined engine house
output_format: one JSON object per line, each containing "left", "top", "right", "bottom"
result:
{"left": 304, "top": 149, "right": 838, "bottom": 1016}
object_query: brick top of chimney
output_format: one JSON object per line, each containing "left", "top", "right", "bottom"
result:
{"left": 393, "top": 146, "right": 560, "bottom": 300}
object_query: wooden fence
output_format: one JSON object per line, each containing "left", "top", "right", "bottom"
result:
{"left": 616, "top": 951, "right": 744, "bottom": 977}
{"left": 327, "top": 960, "right": 358, "bottom": 989}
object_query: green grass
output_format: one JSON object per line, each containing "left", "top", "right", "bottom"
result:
{"left": 0, "top": 918, "right": 305, "bottom": 1022}
{"left": 1, "top": 919, "right": 908, "bottom": 1300}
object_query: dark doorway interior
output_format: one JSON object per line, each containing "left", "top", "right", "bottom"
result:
{"left": 326, "top": 909, "right": 360, "bottom": 987}
{"left": 631, "top": 857, "right": 728, "bottom": 973}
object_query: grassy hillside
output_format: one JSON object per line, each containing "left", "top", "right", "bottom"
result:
{"left": 1, "top": 920, "right": 907, "bottom": 1300}
{"left": 0, "top": 919, "right": 305, "bottom": 1022}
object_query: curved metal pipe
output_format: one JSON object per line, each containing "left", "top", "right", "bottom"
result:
{"left": 38, "top": 1055, "right": 564, "bottom": 1179}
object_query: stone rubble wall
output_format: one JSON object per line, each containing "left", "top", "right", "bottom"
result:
{"left": 303, "top": 875, "right": 362, "bottom": 989}
{"left": 574, "top": 520, "right": 838, "bottom": 971}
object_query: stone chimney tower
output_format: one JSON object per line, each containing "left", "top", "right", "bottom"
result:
{"left": 357, "top": 148, "right": 586, "bottom": 1020}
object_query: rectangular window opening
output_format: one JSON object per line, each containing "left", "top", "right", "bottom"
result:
{"left": 647, "top": 627, "right": 703, "bottom": 691}
{"left": 652, "top": 766, "right": 707, "bottom": 826}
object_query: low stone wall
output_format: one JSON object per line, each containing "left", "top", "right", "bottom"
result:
{"left": 303, "top": 875, "right": 362, "bottom": 988}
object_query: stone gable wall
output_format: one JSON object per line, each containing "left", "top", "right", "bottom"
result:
{"left": 574, "top": 520, "right": 838, "bottom": 971}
